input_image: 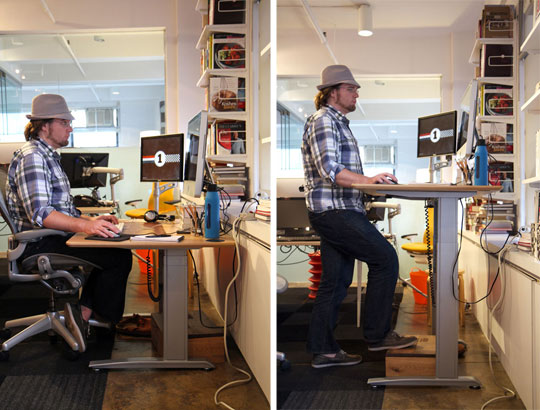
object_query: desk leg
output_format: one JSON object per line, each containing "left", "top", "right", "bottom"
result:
{"left": 89, "top": 248, "right": 214, "bottom": 370}
{"left": 368, "top": 197, "right": 480, "bottom": 388}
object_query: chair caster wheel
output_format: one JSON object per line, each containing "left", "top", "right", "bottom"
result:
{"left": 370, "top": 385, "right": 382, "bottom": 390}
{"left": 469, "top": 385, "right": 481, "bottom": 390}
{"left": 0, "top": 351, "right": 9, "bottom": 361}
{"left": 279, "top": 359, "right": 291, "bottom": 371}
{"left": 0, "top": 328, "right": 12, "bottom": 340}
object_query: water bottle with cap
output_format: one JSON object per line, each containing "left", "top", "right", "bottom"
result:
{"left": 474, "top": 139, "right": 488, "bottom": 186}
{"left": 204, "top": 183, "right": 220, "bottom": 240}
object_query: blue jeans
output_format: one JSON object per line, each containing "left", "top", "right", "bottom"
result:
{"left": 307, "top": 210, "right": 399, "bottom": 354}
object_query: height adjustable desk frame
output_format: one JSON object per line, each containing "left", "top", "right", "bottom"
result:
{"left": 67, "top": 233, "right": 234, "bottom": 370}
{"left": 352, "top": 183, "right": 499, "bottom": 388}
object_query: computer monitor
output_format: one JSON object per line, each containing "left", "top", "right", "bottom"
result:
{"left": 457, "top": 79, "right": 479, "bottom": 156}
{"left": 276, "top": 198, "right": 316, "bottom": 238}
{"left": 60, "top": 152, "right": 109, "bottom": 188}
{"left": 183, "top": 111, "right": 209, "bottom": 198}
{"left": 140, "top": 133, "right": 184, "bottom": 182}
{"left": 417, "top": 110, "right": 458, "bottom": 158}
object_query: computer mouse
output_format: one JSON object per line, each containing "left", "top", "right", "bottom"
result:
{"left": 385, "top": 177, "right": 398, "bottom": 184}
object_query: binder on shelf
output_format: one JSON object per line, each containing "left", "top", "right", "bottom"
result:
{"left": 209, "top": 77, "right": 246, "bottom": 112}
{"left": 480, "top": 44, "right": 513, "bottom": 77}
{"left": 480, "top": 84, "right": 513, "bottom": 116}
{"left": 210, "top": 33, "right": 245, "bottom": 69}
{"left": 209, "top": 0, "right": 246, "bottom": 25}
{"left": 481, "top": 5, "right": 514, "bottom": 38}
{"left": 210, "top": 120, "right": 246, "bottom": 155}
{"left": 480, "top": 122, "right": 513, "bottom": 154}
{"left": 488, "top": 161, "right": 514, "bottom": 193}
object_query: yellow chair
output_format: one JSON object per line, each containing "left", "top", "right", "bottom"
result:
{"left": 125, "top": 182, "right": 176, "bottom": 219}
{"left": 401, "top": 207, "right": 434, "bottom": 264}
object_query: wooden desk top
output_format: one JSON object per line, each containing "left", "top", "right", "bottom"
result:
{"left": 77, "top": 206, "right": 115, "bottom": 214}
{"left": 67, "top": 232, "right": 235, "bottom": 250}
{"left": 351, "top": 183, "right": 501, "bottom": 197}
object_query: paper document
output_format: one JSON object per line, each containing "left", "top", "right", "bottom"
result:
{"left": 130, "top": 235, "right": 185, "bottom": 242}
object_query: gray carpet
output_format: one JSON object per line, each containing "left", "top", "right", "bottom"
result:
{"left": 277, "top": 287, "right": 403, "bottom": 410}
{"left": 0, "top": 283, "right": 113, "bottom": 410}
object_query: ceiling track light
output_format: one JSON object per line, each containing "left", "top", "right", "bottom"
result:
{"left": 357, "top": 3, "right": 373, "bottom": 37}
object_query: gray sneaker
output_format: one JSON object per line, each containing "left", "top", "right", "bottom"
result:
{"left": 368, "top": 331, "right": 417, "bottom": 351}
{"left": 311, "top": 350, "right": 362, "bottom": 368}
{"left": 64, "top": 302, "right": 88, "bottom": 353}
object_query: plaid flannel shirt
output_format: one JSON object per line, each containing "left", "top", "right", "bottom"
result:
{"left": 301, "top": 104, "right": 365, "bottom": 214}
{"left": 6, "top": 139, "right": 80, "bottom": 232}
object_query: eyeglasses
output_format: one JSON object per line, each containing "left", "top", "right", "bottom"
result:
{"left": 52, "top": 119, "right": 72, "bottom": 128}
{"left": 339, "top": 85, "right": 359, "bottom": 93}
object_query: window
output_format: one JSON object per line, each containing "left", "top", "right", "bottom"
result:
{"left": 70, "top": 108, "right": 119, "bottom": 147}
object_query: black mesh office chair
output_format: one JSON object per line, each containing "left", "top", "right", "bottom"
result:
{"left": 0, "top": 165, "right": 107, "bottom": 361}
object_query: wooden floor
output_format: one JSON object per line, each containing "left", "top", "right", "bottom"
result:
{"left": 382, "top": 285, "right": 526, "bottom": 410}
{"left": 101, "top": 256, "right": 269, "bottom": 410}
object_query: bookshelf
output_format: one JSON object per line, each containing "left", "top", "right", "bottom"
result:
{"left": 469, "top": 4, "right": 519, "bottom": 203}
{"left": 197, "top": 1, "right": 252, "bottom": 200}
{"left": 521, "top": 7, "right": 540, "bottom": 193}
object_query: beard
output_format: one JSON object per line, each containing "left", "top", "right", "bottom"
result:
{"left": 336, "top": 94, "right": 356, "bottom": 113}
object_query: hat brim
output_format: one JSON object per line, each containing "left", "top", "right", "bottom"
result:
{"left": 317, "top": 79, "right": 361, "bottom": 91}
{"left": 26, "top": 112, "right": 75, "bottom": 121}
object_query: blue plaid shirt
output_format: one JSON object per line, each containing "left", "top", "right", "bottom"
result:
{"left": 301, "top": 104, "right": 365, "bottom": 214}
{"left": 6, "top": 139, "right": 80, "bottom": 232}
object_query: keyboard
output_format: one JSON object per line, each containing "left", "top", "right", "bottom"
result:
{"left": 277, "top": 235, "right": 320, "bottom": 243}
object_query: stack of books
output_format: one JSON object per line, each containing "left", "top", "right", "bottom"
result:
{"left": 255, "top": 200, "right": 270, "bottom": 222}
{"left": 209, "top": 160, "right": 248, "bottom": 200}
{"left": 479, "top": 201, "right": 516, "bottom": 234}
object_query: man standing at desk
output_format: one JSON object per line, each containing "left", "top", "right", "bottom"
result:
{"left": 6, "top": 94, "right": 132, "bottom": 353}
{"left": 302, "top": 65, "right": 417, "bottom": 368}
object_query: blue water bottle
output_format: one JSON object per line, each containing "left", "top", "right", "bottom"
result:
{"left": 474, "top": 139, "right": 488, "bottom": 186}
{"left": 204, "top": 184, "right": 220, "bottom": 240}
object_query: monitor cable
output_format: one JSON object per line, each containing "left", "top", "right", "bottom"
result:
{"left": 481, "top": 243, "right": 516, "bottom": 409}
{"left": 214, "top": 213, "right": 253, "bottom": 410}
{"left": 187, "top": 248, "right": 238, "bottom": 329}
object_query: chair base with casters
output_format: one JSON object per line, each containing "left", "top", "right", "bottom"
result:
{"left": 0, "top": 252, "right": 109, "bottom": 361}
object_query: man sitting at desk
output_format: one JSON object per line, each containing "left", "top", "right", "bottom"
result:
{"left": 302, "top": 65, "right": 417, "bottom": 368}
{"left": 5, "top": 94, "right": 132, "bottom": 353}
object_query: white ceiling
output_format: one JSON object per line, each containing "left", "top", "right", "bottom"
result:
{"left": 277, "top": 0, "right": 486, "bottom": 32}
{"left": 0, "top": 31, "right": 165, "bottom": 99}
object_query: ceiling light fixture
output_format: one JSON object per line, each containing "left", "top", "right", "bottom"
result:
{"left": 357, "top": 3, "right": 373, "bottom": 37}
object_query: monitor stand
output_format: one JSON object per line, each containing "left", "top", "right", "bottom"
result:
{"left": 429, "top": 155, "right": 452, "bottom": 183}
{"left": 180, "top": 192, "right": 205, "bottom": 207}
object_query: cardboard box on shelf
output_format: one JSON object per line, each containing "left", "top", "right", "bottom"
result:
{"left": 481, "top": 5, "right": 513, "bottom": 38}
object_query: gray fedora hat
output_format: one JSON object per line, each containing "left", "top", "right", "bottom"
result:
{"left": 317, "top": 65, "right": 361, "bottom": 91}
{"left": 26, "top": 94, "right": 75, "bottom": 121}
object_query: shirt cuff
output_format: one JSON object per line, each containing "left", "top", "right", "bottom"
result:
{"left": 329, "top": 164, "right": 345, "bottom": 183}
{"left": 33, "top": 206, "right": 56, "bottom": 227}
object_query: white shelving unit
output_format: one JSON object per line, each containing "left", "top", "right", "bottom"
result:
{"left": 521, "top": 11, "right": 540, "bottom": 190}
{"left": 469, "top": 8, "right": 519, "bottom": 202}
{"left": 196, "top": 1, "right": 252, "bottom": 197}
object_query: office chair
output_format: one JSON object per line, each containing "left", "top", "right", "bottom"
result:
{"left": 401, "top": 206, "right": 434, "bottom": 266}
{"left": 0, "top": 166, "right": 108, "bottom": 361}
{"left": 124, "top": 181, "right": 177, "bottom": 219}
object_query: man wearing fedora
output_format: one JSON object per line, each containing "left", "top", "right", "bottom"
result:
{"left": 302, "top": 65, "right": 417, "bottom": 368}
{"left": 6, "top": 94, "right": 132, "bottom": 353}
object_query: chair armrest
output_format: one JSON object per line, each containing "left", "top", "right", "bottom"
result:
{"left": 14, "top": 229, "right": 68, "bottom": 242}
{"left": 125, "top": 199, "right": 142, "bottom": 207}
{"left": 401, "top": 233, "right": 418, "bottom": 241}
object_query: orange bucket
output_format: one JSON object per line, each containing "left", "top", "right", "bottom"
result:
{"left": 409, "top": 268, "right": 429, "bottom": 304}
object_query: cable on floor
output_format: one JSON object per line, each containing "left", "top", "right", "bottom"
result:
{"left": 480, "top": 243, "right": 516, "bottom": 410}
{"left": 214, "top": 213, "right": 253, "bottom": 410}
